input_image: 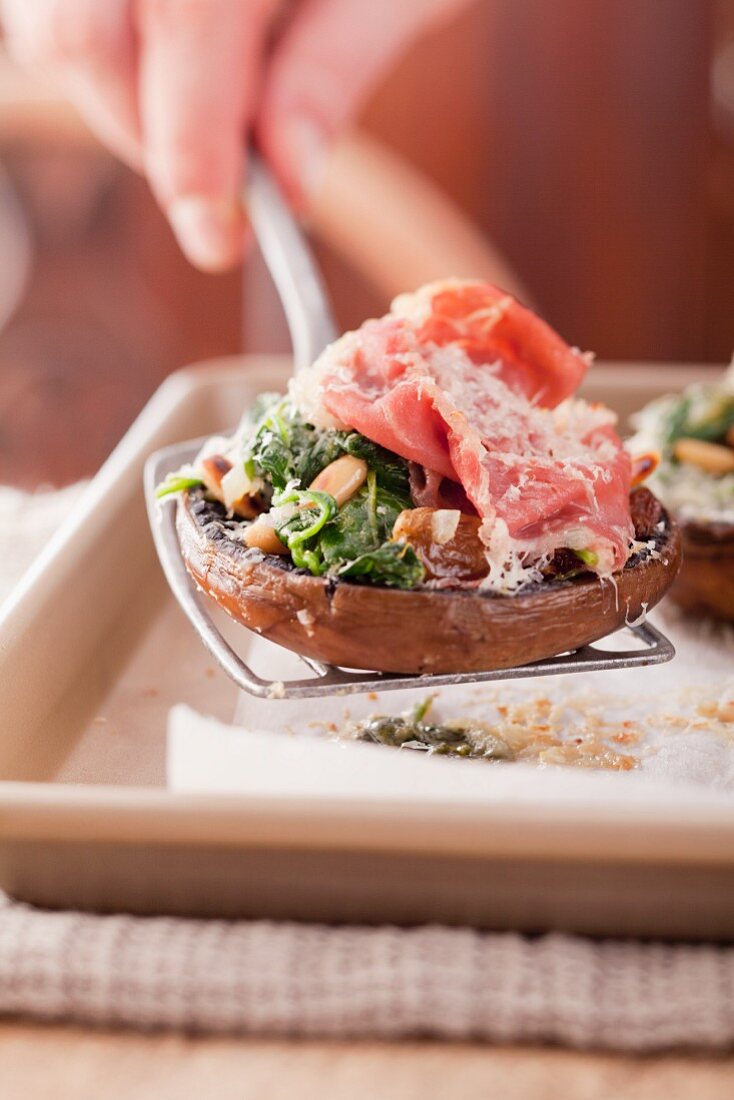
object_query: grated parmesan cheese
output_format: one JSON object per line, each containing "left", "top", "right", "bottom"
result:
{"left": 430, "top": 509, "right": 461, "bottom": 544}
{"left": 221, "top": 463, "right": 264, "bottom": 510}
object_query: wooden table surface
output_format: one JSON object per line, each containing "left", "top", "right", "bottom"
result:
{"left": 1, "top": 1024, "right": 732, "bottom": 1099}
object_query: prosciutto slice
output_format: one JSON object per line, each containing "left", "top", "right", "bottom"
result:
{"left": 291, "top": 280, "right": 633, "bottom": 592}
{"left": 392, "top": 280, "right": 587, "bottom": 408}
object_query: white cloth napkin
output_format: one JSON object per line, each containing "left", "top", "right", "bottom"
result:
{"left": 169, "top": 604, "right": 734, "bottom": 793}
{"left": 168, "top": 703, "right": 734, "bottom": 802}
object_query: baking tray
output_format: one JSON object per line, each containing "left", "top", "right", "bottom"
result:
{"left": 0, "top": 356, "right": 732, "bottom": 939}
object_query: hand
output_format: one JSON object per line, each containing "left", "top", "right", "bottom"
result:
{"left": 2, "top": 0, "right": 469, "bottom": 271}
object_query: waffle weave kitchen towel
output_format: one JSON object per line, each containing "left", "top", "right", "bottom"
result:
{"left": 0, "top": 899, "right": 733, "bottom": 1050}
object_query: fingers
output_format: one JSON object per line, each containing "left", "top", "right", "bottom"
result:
{"left": 1, "top": 0, "right": 474, "bottom": 272}
{"left": 259, "top": 0, "right": 472, "bottom": 206}
{"left": 136, "top": 0, "right": 273, "bottom": 271}
{"left": 2, "top": 0, "right": 141, "bottom": 169}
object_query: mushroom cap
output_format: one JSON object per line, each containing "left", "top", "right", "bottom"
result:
{"left": 176, "top": 491, "right": 681, "bottom": 675}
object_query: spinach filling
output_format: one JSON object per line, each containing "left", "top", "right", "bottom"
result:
{"left": 662, "top": 389, "right": 734, "bottom": 448}
{"left": 243, "top": 395, "right": 424, "bottom": 588}
{"left": 158, "top": 391, "right": 605, "bottom": 589}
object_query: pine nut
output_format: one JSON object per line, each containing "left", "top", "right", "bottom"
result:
{"left": 673, "top": 438, "right": 734, "bottom": 475}
{"left": 241, "top": 516, "right": 289, "bottom": 555}
{"left": 309, "top": 455, "right": 368, "bottom": 506}
{"left": 430, "top": 509, "right": 461, "bottom": 544}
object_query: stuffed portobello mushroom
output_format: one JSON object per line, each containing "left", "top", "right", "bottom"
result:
{"left": 629, "top": 369, "right": 734, "bottom": 622}
{"left": 159, "top": 280, "right": 680, "bottom": 674}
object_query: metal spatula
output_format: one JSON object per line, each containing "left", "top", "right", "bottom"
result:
{"left": 145, "top": 155, "right": 674, "bottom": 699}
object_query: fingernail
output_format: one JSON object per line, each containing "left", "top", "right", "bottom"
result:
{"left": 281, "top": 116, "right": 329, "bottom": 204}
{"left": 168, "top": 196, "right": 245, "bottom": 272}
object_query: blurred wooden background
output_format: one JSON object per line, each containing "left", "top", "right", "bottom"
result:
{"left": 0, "top": 0, "right": 732, "bottom": 489}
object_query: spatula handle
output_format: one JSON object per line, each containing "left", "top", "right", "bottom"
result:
{"left": 247, "top": 151, "right": 338, "bottom": 373}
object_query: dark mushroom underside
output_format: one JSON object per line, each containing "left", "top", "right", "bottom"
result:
{"left": 176, "top": 492, "right": 681, "bottom": 674}
{"left": 671, "top": 518, "right": 734, "bottom": 623}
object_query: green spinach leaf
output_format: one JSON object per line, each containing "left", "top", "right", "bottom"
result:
{"left": 241, "top": 394, "right": 424, "bottom": 587}
{"left": 342, "top": 433, "right": 412, "bottom": 497}
{"left": 664, "top": 391, "right": 734, "bottom": 446}
{"left": 245, "top": 398, "right": 345, "bottom": 489}
{"left": 337, "top": 542, "right": 424, "bottom": 589}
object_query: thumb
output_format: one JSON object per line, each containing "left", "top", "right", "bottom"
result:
{"left": 258, "top": 0, "right": 469, "bottom": 207}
